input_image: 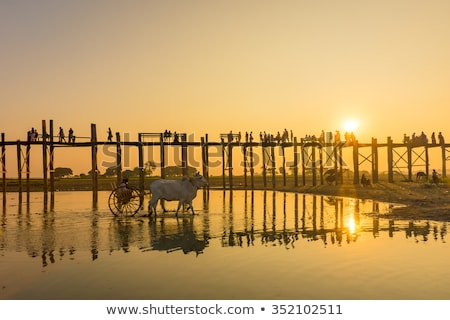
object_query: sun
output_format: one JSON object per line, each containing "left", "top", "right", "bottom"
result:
{"left": 343, "top": 120, "right": 359, "bottom": 132}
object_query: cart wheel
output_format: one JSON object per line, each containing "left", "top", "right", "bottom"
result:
{"left": 108, "top": 186, "right": 143, "bottom": 217}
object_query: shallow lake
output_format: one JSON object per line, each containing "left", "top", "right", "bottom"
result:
{"left": 0, "top": 189, "right": 449, "bottom": 300}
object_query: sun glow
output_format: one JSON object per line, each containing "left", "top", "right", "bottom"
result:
{"left": 343, "top": 120, "right": 359, "bottom": 132}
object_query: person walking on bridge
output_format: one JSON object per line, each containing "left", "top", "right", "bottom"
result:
{"left": 58, "top": 127, "right": 66, "bottom": 143}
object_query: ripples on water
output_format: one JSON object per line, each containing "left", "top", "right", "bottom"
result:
{"left": 0, "top": 190, "right": 449, "bottom": 300}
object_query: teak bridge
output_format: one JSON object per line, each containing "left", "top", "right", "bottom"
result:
{"left": 1, "top": 120, "right": 450, "bottom": 196}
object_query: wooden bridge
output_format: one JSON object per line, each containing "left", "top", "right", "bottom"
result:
{"left": 1, "top": 120, "right": 450, "bottom": 196}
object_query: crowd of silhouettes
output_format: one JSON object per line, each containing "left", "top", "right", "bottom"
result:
{"left": 163, "top": 130, "right": 182, "bottom": 143}
{"left": 27, "top": 128, "right": 39, "bottom": 142}
{"left": 403, "top": 131, "right": 444, "bottom": 146}
{"left": 57, "top": 126, "right": 75, "bottom": 143}
{"left": 259, "top": 129, "right": 293, "bottom": 144}
{"left": 303, "top": 130, "right": 356, "bottom": 146}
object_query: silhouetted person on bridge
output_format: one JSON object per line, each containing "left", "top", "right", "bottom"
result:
{"left": 431, "top": 132, "right": 436, "bottom": 145}
{"left": 438, "top": 132, "right": 444, "bottom": 145}
{"left": 68, "top": 128, "right": 74, "bottom": 143}
{"left": 58, "top": 127, "right": 66, "bottom": 143}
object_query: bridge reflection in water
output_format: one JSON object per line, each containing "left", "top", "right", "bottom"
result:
{"left": 210, "top": 190, "right": 445, "bottom": 250}
{"left": 0, "top": 190, "right": 447, "bottom": 266}
{"left": 107, "top": 189, "right": 445, "bottom": 258}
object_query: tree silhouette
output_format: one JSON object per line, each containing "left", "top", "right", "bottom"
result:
{"left": 54, "top": 167, "right": 73, "bottom": 178}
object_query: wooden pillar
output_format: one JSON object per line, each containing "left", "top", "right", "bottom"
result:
{"left": 339, "top": 145, "right": 344, "bottom": 184}
{"left": 116, "top": 132, "right": 122, "bottom": 184}
{"left": 26, "top": 140, "right": 31, "bottom": 193}
{"left": 372, "top": 138, "right": 379, "bottom": 183}
{"left": 319, "top": 146, "right": 324, "bottom": 185}
{"left": 293, "top": 137, "right": 298, "bottom": 187}
{"left": 312, "top": 145, "right": 317, "bottom": 186}
{"left": 201, "top": 137, "right": 207, "bottom": 178}
{"left": 159, "top": 133, "right": 165, "bottom": 179}
{"left": 17, "top": 141, "right": 22, "bottom": 193}
{"left": 138, "top": 134, "right": 144, "bottom": 193}
{"left": 353, "top": 140, "right": 359, "bottom": 184}
{"left": 201, "top": 135, "right": 210, "bottom": 197}
{"left": 441, "top": 136, "right": 446, "bottom": 178}
{"left": 201, "top": 135, "right": 210, "bottom": 191}
{"left": 425, "top": 145, "right": 429, "bottom": 178}
{"left": 181, "top": 134, "right": 188, "bottom": 176}
{"left": 407, "top": 143, "right": 412, "bottom": 181}
{"left": 271, "top": 143, "right": 276, "bottom": 189}
{"left": 42, "top": 120, "right": 48, "bottom": 193}
{"left": 2, "top": 133, "right": 5, "bottom": 197}
{"left": 221, "top": 138, "right": 226, "bottom": 189}
{"left": 243, "top": 144, "right": 248, "bottom": 188}
{"left": 301, "top": 140, "right": 306, "bottom": 186}
{"left": 387, "top": 136, "right": 393, "bottom": 183}
{"left": 90, "top": 124, "right": 98, "bottom": 199}
{"left": 281, "top": 146, "right": 286, "bottom": 187}
{"left": 333, "top": 144, "right": 338, "bottom": 185}
{"left": 250, "top": 141, "right": 254, "bottom": 189}
{"left": 228, "top": 139, "right": 233, "bottom": 189}
{"left": 49, "top": 119, "right": 54, "bottom": 193}
{"left": 262, "top": 145, "right": 267, "bottom": 188}
{"left": 204, "top": 134, "right": 209, "bottom": 183}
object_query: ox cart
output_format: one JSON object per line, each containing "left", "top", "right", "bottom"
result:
{"left": 108, "top": 182, "right": 144, "bottom": 217}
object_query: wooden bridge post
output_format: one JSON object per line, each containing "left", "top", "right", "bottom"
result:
{"left": 441, "top": 136, "right": 446, "bottom": 178}
{"left": 425, "top": 144, "right": 430, "bottom": 178}
{"left": 138, "top": 134, "right": 144, "bottom": 193}
{"left": 339, "top": 145, "right": 344, "bottom": 184}
{"left": 293, "top": 138, "right": 298, "bottom": 187}
{"left": 1, "top": 133, "right": 5, "bottom": 198}
{"left": 181, "top": 134, "right": 188, "bottom": 177}
{"left": 333, "top": 144, "right": 338, "bottom": 185}
{"left": 201, "top": 137, "right": 207, "bottom": 178}
{"left": 90, "top": 124, "right": 98, "bottom": 199}
{"left": 301, "top": 140, "right": 306, "bottom": 186}
{"left": 372, "top": 138, "right": 379, "bottom": 183}
{"left": 243, "top": 144, "right": 248, "bottom": 188}
{"left": 387, "top": 136, "right": 393, "bottom": 182}
{"left": 26, "top": 139, "right": 31, "bottom": 193}
{"left": 271, "top": 144, "right": 276, "bottom": 189}
{"left": 311, "top": 144, "right": 317, "bottom": 186}
{"left": 201, "top": 135, "right": 210, "bottom": 196}
{"left": 228, "top": 139, "right": 233, "bottom": 189}
{"left": 262, "top": 144, "right": 267, "bottom": 188}
{"left": 204, "top": 134, "right": 210, "bottom": 182}
{"left": 221, "top": 138, "right": 226, "bottom": 189}
{"left": 281, "top": 145, "right": 286, "bottom": 187}
{"left": 116, "top": 132, "right": 122, "bottom": 184}
{"left": 16, "top": 141, "right": 22, "bottom": 193}
{"left": 159, "top": 133, "right": 166, "bottom": 179}
{"left": 250, "top": 140, "right": 254, "bottom": 189}
{"left": 407, "top": 143, "right": 412, "bottom": 181}
{"left": 49, "top": 119, "right": 54, "bottom": 193}
{"left": 319, "top": 145, "right": 324, "bottom": 185}
{"left": 353, "top": 140, "right": 359, "bottom": 184}
{"left": 41, "top": 120, "right": 48, "bottom": 194}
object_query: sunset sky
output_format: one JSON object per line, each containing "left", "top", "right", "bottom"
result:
{"left": 2, "top": 0, "right": 450, "bottom": 176}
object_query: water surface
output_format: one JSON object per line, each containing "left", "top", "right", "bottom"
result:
{"left": 0, "top": 190, "right": 448, "bottom": 299}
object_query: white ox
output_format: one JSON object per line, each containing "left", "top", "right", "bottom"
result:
{"left": 148, "top": 173, "right": 208, "bottom": 216}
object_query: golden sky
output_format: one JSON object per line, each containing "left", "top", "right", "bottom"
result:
{"left": 2, "top": 0, "right": 450, "bottom": 175}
